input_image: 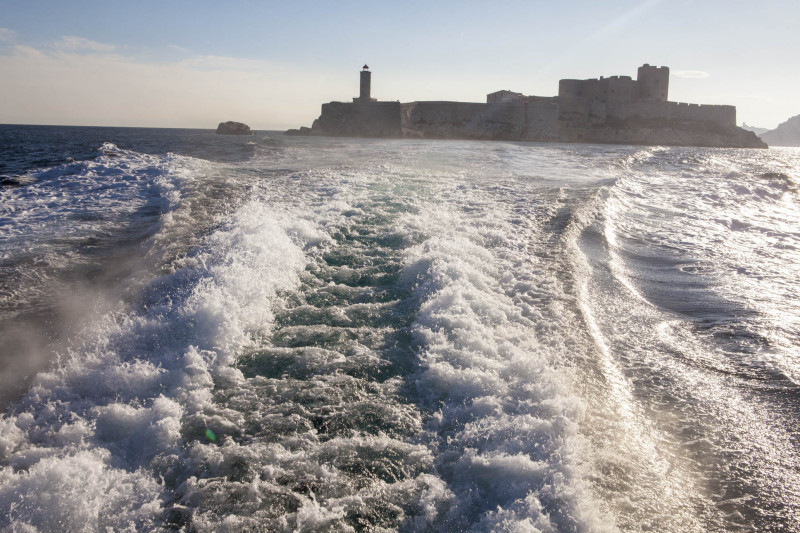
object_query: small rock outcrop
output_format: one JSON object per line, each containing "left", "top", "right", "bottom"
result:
{"left": 216, "top": 121, "right": 253, "bottom": 135}
{"left": 760, "top": 115, "right": 800, "bottom": 147}
{"left": 284, "top": 127, "right": 312, "bottom": 136}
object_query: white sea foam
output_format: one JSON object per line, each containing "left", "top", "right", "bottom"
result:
{"left": 0, "top": 449, "right": 163, "bottom": 531}
{"left": 0, "top": 186, "right": 315, "bottom": 530}
{"left": 0, "top": 144, "right": 180, "bottom": 260}
{"left": 3, "top": 135, "right": 799, "bottom": 531}
{"left": 396, "top": 201, "right": 609, "bottom": 531}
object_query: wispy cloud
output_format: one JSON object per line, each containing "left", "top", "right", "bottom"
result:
{"left": 0, "top": 41, "right": 333, "bottom": 128}
{"left": 0, "top": 27, "right": 16, "bottom": 43}
{"left": 55, "top": 35, "right": 116, "bottom": 53}
{"left": 673, "top": 70, "right": 709, "bottom": 79}
{"left": 12, "top": 45, "right": 47, "bottom": 59}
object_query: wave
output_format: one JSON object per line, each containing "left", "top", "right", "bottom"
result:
{"left": 397, "top": 205, "right": 606, "bottom": 531}
{"left": 3, "top": 134, "right": 799, "bottom": 531}
{"left": 0, "top": 141, "right": 259, "bottom": 408}
{"left": 0, "top": 197, "right": 316, "bottom": 531}
{"left": 570, "top": 147, "right": 800, "bottom": 530}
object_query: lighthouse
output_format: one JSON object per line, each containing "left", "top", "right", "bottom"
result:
{"left": 354, "top": 64, "right": 377, "bottom": 102}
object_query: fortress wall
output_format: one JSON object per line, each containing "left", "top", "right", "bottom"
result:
{"left": 672, "top": 103, "right": 735, "bottom": 125}
{"left": 403, "top": 102, "right": 498, "bottom": 124}
{"left": 558, "top": 100, "right": 590, "bottom": 128}
{"left": 606, "top": 102, "right": 735, "bottom": 126}
{"left": 589, "top": 102, "right": 608, "bottom": 126}
{"left": 557, "top": 100, "right": 591, "bottom": 141}
{"left": 402, "top": 101, "right": 526, "bottom": 139}
{"left": 400, "top": 102, "right": 417, "bottom": 124}
{"left": 525, "top": 100, "right": 559, "bottom": 140}
{"left": 312, "top": 101, "right": 402, "bottom": 137}
{"left": 558, "top": 80, "right": 583, "bottom": 99}
{"left": 559, "top": 76, "right": 636, "bottom": 104}
{"left": 581, "top": 79, "right": 605, "bottom": 103}
{"left": 606, "top": 77, "right": 635, "bottom": 103}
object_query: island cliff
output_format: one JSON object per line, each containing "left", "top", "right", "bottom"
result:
{"left": 292, "top": 65, "right": 766, "bottom": 149}
{"left": 760, "top": 114, "right": 800, "bottom": 147}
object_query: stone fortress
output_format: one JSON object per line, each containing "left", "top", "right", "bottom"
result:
{"left": 292, "top": 65, "right": 766, "bottom": 148}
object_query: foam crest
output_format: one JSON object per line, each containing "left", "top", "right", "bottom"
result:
{"left": 94, "top": 397, "right": 184, "bottom": 466}
{"left": 398, "top": 207, "right": 606, "bottom": 531}
{"left": 0, "top": 199, "right": 315, "bottom": 530}
{"left": 0, "top": 449, "right": 163, "bottom": 531}
{"left": 0, "top": 143, "right": 215, "bottom": 406}
{"left": 182, "top": 202, "right": 309, "bottom": 365}
{"left": 0, "top": 144, "right": 183, "bottom": 254}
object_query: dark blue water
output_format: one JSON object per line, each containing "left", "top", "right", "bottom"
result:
{"left": 0, "top": 124, "right": 273, "bottom": 182}
{"left": 1, "top": 125, "right": 799, "bottom": 532}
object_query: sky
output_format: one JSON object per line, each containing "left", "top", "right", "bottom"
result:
{"left": 0, "top": 0, "right": 797, "bottom": 130}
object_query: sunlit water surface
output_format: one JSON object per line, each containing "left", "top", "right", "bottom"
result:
{"left": 1, "top": 125, "right": 799, "bottom": 532}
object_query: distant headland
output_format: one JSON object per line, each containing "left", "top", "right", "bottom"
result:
{"left": 287, "top": 65, "right": 767, "bottom": 148}
{"left": 759, "top": 114, "right": 800, "bottom": 147}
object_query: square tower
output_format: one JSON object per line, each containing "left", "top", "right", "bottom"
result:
{"left": 637, "top": 64, "right": 669, "bottom": 101}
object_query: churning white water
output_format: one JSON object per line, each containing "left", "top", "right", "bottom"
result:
{"left": 0, "top": 127, "right": 799, "bottom": 532}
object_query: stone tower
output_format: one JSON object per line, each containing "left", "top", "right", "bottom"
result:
{"left": 637, "top": 64, "right": 669, "bottom": 101}
{"left": 354, "top": 64, "right": 377, "bottom": 102}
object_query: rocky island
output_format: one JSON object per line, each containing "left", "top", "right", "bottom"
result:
{"left": 290, "top": 65, "right": 766, "bottom": 148}
{"left": 760, "top": 114, "right": 800, "bottom": 147}
{"left": 216, "top": 121, "right": 253, "bottom": 135}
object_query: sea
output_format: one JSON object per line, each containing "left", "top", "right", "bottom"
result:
{"left": 1, "top": 124, "right": 799, "bottom": 532}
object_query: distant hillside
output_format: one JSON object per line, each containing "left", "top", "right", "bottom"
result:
{"left": 760, "top": 114, "right": 800, "bottom": 147}
{"left": 741, "top": 123, "right": 770, "bottom": 135}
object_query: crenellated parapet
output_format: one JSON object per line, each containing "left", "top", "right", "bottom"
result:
{"left": 606, "top": 101, "right": 735, "bottom": 126}
{"left": 558, "top": 64, "right": 669, "bottom": 104}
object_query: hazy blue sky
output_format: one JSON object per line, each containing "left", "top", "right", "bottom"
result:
{"left": 0, "top": 0, "right": 797, "bottom": 129}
